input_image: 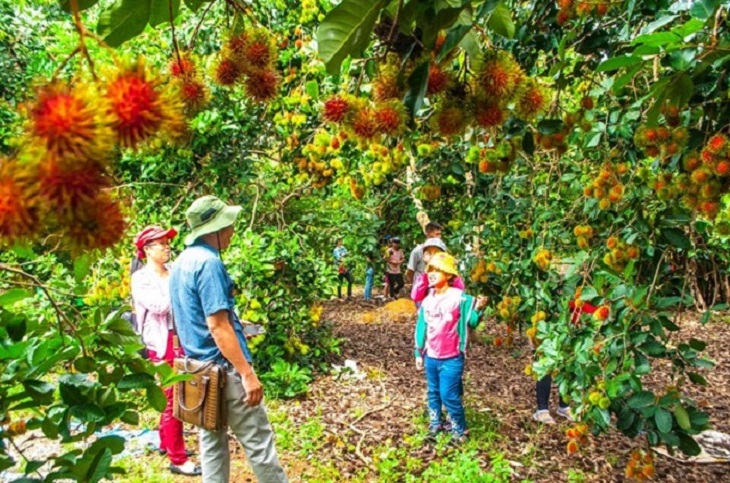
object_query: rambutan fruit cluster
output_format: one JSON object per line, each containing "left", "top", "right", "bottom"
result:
{"left": 565, "top": 423, "right": 590, "bottom": 455}
{"left": 525, "top": 310, "right": 547, "bottom": 349}
{"left": 494, "top": 295, "right": 520, "bottom": 347}
{"left": 634, "top": 124, "right": 689, "bottom": 162}
{"left": 216, "top": 28, "right": 280, "bottom": 103}
{"left": 470, "top": 258, "right": 501, "bottom": 283}
{"left": 573, "top": 224, "right": 594, "bottom": 249}
{"left": 604, "top": 236, "right": 639, "bottom": 271}
{"left": 420, "top": 184, "right": 441, "bottom": 201}
{"left": 625, "top": 449, "right": 655, "bottom": 480}
{"left": 535, "top": 129, "right": 570, "bottom": 154}
{"left": 349, "top": 177, "right": 366, "bottom": 201}
{"left": 518, "top": 227, "right": 534, "bottom": 239}
{"left": 359, "top": 142, "right": 407, "bottom": 186}
{"left": 373, "top": 56, "right": 405, "bottom": 102}
{"left": 470, "top": 140, "right": 519, "bottom": 175}
{"left": 583, "top": 164, "right": 625, "bottom": 210}
{"left": 168, "top": 54, "right": 210, "bottom": 115}
{"left": 533, "top": 248, "right": 553, "bottom": 271}
{"left": 321, "top": 95, "right": 406, "bottom": 144}
{"left": 556, "top": 1, "right": 611, "bottom": 26}
{"left": 298, "top": 130, "right": 345, "bottom": 188}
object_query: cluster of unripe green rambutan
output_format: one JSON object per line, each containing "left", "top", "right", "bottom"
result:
{"left": 583, "top": 163, "right": 627, "bottom": 210}
{"left": 358, "top": 142, "right": 407, "bottom": 187}
{"left": 555, "top": 0, "right": 611, "bottom": 26}
{"left": 214, "top": 28, "right": 280, "bottom": 103}
{"left": 465, "top": 139, "right": 520, "bottom": 175}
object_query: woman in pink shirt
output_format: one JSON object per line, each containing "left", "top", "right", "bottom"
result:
{"left": 414, "top": 252, "right": 487, "bottom": 445}
{"left": 131, "top": 226, "right": 200, "bottom": 477}
{"left": 384, "top": 237, "right": 405, "bottom": 299}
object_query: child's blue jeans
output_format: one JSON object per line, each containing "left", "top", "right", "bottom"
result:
{"left": 425, "top": 354, "right": 466, "bottom": 435}
{"left": 364, "top": 271, "right": 374, "bottom": 299}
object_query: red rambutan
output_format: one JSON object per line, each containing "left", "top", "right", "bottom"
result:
{"left": 431, "top": 105, "right": 468, "bottom": 137}
{"left": 349, "top": 107, "right": 379, "bottom": 140}
{"left": 176, "top": 76, "right": 210, "bottom": 114}
{"left": 715, "top": 160, "right": 730, "bottom": 176}
{"left": 707, "top": 134, "right": 728, "bottom": 154}
{"left": 28, "top": 82, "right": 114, "bottom": 162}
{"left": 478, "top": 51, "right": 524, "bottom": 103}
{"left": 244, "top": 70, "right": 279, "bottom": 103}
{"left": 475, "top": 101, "right": 505, "bottom": 128}
{"left": 427, "top": 65, "right": 450, "bottom": 96}
{"left": 516, "top": 79, "right": 551, "bottom": 121}
{"left": 0, "top": 159, "right": 39, "bottom": 244}
{"left": 62, "top": 193, "right": 127, "bottom": 253}
{"left": 38, "top": 157, "right": 108, "bottom": 210}
{"left": 323, "top": 96, "right": 350, "bottom": 124}
{"left": 214, "top": 58, "right": 243, "bottom": 86}
{"left": 374, "top": 102, "right": 405, "bottom": 135}
{"left": 169, "top": 55, "right": 196, "bottom": 77}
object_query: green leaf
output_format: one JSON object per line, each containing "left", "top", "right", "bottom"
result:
{"left": 632, "top": 31, "right": 682, "bottom": 47}
{"left": 25, "top": 459, "right": 44, "bottom": 474}
{"left": 86, "top": 447, "right": 112, "bottom": 483}
{"left": 665, "top": 73, "right": 694, "bottom": 108}
{"left": 73, "top": 254, "right": 92, "bottom": 284}
{"left": 628, "top": 390, "right": 655, "bottom": 409}
{"left": 120, "top": 410, "right": 140, "bottom": 425}
{"left": 305, "top": 80, "right": 320, "bottom": 101}
{"left": 183, "top": 0, "right": 206, "bottom": 12}
{"left": 72, "top": 403, "right": 106, "bottom": 423}
{"left": 146, "top": 385, "right": 167, "bottom": 412}
{"left": 437, "top": 24, "right": 473, "bottom": 62}
{"left": 688, "top": 371, "right": 707, "bottom": 385}
{"left": 486, "top": 2, "right": 514, "bottom": 39}
{"left": 117, "top": 373, "right": 156, "bottom": 390}
{"left": 60, "top": 0, "right": 99, "bottom": 12}
{"left": 149, "top": 0, "right": 180, "bottom": 27}
{"left": 404, "top": 61, "right": 430, "bottom": 116}
{"left": 23, "top": 380, "right": 55, "bottom": 404}
{"left": 689, "top": 338, "right": 707, "bottom": 351}
{"left": 522, "top": 131, "right": 535, "bottom": 156}
{"left": 0, "top": 289, "right": 33, "bottom": 307}
{"left": 655, "top": 408, "right": 673, "bottom": 433}
{"left": 97, "top": 0, "right": 152, "bottom": 48}
{"left": 74, "top": 357, "right": 97, "bottom": 373}
{"left": 316, "top": 0, "right": 387, "bottom": 75}
{"left": 673, "top": 404, "right": 692, "bottom": 430}
{"left": 690, "top": 0, "right": 719, "bottom": 20}
{"left": 596, "top": 55, "right": 642, "bottom": 73}
{"left": 678, "top": 433, "right": 702, "bottom": 456}
{"left": 661, "top": 228, "right": 692, "bottom": 249}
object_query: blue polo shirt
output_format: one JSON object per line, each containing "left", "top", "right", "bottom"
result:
{"left": 169, "top": 240, "right": 252, "bottom": 365}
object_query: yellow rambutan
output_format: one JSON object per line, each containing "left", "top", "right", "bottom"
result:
{"left": 105, "top": 58, "right": 184, "bottom": 148}
{"left": 244, "top": 70, "right": 279, "bottom": 103}
{"left": 28, "top": 82, "right": 114, "bottom": 162}
{"left": 373, "top": 71, "right": 403, "bottom": 102}
{"left": 478, "top": 51, "right": 524, "bottom": 103}
{"left": 0, "top": 159, "right": 39, "bottom": 245}
{"left": 374, "top": 101, "right": 405, "bottom": 136}
{"left": 516, "top": 78, "right": 552, "bottom": 121}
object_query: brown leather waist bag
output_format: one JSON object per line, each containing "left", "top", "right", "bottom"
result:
{"left": 172, "top": 357, "right": 227, "bottom": 431}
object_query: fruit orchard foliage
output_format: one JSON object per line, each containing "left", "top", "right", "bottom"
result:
{"left": 0, "top": 0, "right": 729, "bottom": 480}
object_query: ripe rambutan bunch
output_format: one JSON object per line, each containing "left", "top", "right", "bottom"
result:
{"left": 244, "top": 70, "right": 279, "bottom": 103}
{"left": 533, "top": 248, "right": 553, "bottom": 271}
{"left": 374, "top": 100, "right": 406, "bottom": 136}
{"left": 603, "top": 236, "right": 639, "bottom": 271}
{"left": 427, "top": 64, "right": 451, "bottom": 96}
{"left": 474, "top": 98, "right": 506, "bottom": 129}
{"left": 27, "top": 82, "right": 114, "bottom": 163}
{"left": 565, "top": 423, "right": 589, "bottom": 455}
{"left": 37, "top": 156, "right": 109, "bottom": 211}
{"left": 172, "top": 75, "right": 210, "bottom": 114}
{"left": 169, "top": 54, "right": 197, "bottom": 78}
{"left": 625, "top": 449, "right": 655, "bottom": 481}
{"left": 373, "top": 69, "right": 403, "bottom": 102}
{"left": 477, "top": 50, "right": 525, "bottom": 105}
{"left": 104, "top": 57, "right": 185, "bottom": 148}
{"left": 213, "top": 57, "right": 243, "bottom": 86}
{"left": 0, "top": 158, "right": 39, "bottom": 246}
{"left": 347, "top": 103, "right": 379, "bottom": 141}
{"left": 322, "top": 95, "right": 351, "bottom": 124}
{"left": 61, "top": 192, "right": 127, "bottom": 253}
{"left": 682, "top": 152, "right": 701, "bottom": 172}
{"left": 515, "top": 78, "right": 552, "bottom": 121}
{"left": 706, "top": 133, "right": 728, "bottom": 155}
{"left": 574, "top": 224, "right": 594, "bottom": 249}
{"left": 430, "top": 104, "right": 469, "bottom": 138}
{"left": 228, "top": 28, "right": 278, "bottom": 75}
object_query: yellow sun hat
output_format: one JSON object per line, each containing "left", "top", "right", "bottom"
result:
{"left": 427, "top": 252, "right": 459, "bottom": 276}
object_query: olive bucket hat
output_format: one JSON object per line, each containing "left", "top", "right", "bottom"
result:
{"left": 184, "top": 195, "right": 243, "bottom": 245}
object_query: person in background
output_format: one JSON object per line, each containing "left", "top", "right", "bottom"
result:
{"left": 385, "top": 237, "right": 405, "bottom": 299}
{"left": 333, "top": 238, "right": 352, "bottom": 299}
{"left": 414, "top": 252, "right": 488, "bottom": 445}
{"left": 406, "top": 222, "right": 443, "bottom": 284}
{"left": 364, "top": 253, "right": 375, "bottom": 301}
{"left": 381, "top": 235, "right": 392, "bottom": 298}
{"left": 131, "top": 225, "right": 201, "bottom": 477}
{"left": 169, "top": 195, "right": 288, "bottom": 483}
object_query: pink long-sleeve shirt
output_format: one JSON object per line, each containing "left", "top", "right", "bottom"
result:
{"left": 131, "top": 264, "right": 173, "bottom": 356}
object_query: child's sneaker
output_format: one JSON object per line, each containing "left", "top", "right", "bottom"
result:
{"left": 448, "top": 432, "right": 468, "bottom": 447}
{"left": 439, "top": 420, "right": 453, "bottom": 432}
{"left": 557, "top": 406, "right": 574, "bottom": 421}
{"left": 426, "top": 425, "right": 440, "bottom": 443}
{"left": 532, "top": 410, "right": 556, "bottom": 424}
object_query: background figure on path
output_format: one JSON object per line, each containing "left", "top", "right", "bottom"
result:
{"left": 333, "top": 238, "right": 352, "bottom": 299}
{"left": 131, "top": 226, "right": 201, "bottom": 477}
{"left": 364, "top": 253, "right": 375, "bottom": 301}
{"left": 385, "top": 237, "right": 405, "bottom": 299}
{"left": 169, "top": 196, "right": 288, "bottom": 483}
{"left": 406, "top": 222, "right": 443, "bottom": 285}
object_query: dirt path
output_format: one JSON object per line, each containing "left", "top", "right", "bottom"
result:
{"left": 261, "top": 298, "right": 730, "bottom": 482}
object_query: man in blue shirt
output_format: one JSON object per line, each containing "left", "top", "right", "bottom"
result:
{"left": 170, "top": 195, "right": 287, "bottom": 483}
